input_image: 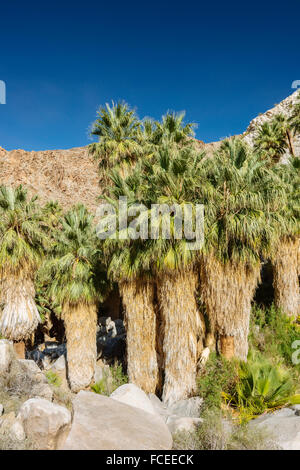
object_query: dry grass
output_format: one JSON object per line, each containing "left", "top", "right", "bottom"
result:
{"left": 120, "top": 280, "right": 160, "bottom": 393}
{"left": 200, "top": 257, "right": 260, "bottom": 360}
{"left": 158, "top": 270, "right": 204, "bottom": 404}
{"left": 62, "top": 302, "right": 97, "bottom": 392}
{"left": 273, "top": 238, "right": 300, "bottom": 318}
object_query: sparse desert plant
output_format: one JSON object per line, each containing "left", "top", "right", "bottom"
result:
{"left": 172, "top": 409, "right": 277, "bottom": 450}
{"left": 91, "top": 363, "right": 128, "bottom": 396}
{"left": 45, "top": 370, "right": 62, "bottom": 388}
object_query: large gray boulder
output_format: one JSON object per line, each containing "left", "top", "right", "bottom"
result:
{"left": 168, "top": 397, "right": 203, "bottom": 418}
{"left": 17, "top": 398, "right": 71, "bottom": 450}
{"left": 110, "top": 384, "right": 157, "bottom": 415}
{"left": 62, "top": 391, "right": 172, "bottom": 450}
{"left": 250, "top": 407, "right": 300, "bottom": 450}
{"left": 0, "top": 340, "right": 14, "bottom": 374}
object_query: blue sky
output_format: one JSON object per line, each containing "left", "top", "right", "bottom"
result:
{"left": 0, "top": 0, "right": 299, "bottom": 151}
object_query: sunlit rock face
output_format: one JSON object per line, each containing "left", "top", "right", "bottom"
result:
{"left": 243, "top": 89, "right": 300, "bottom": 161}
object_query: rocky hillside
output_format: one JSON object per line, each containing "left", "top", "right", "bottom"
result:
{"left": 0, "top": 90, "right": 298, "bottom": 211}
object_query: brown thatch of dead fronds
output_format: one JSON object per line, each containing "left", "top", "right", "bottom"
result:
{"left": 120, "top": 280, "right": 160, "bottom": 394}
{"left": 273, "top": 238, "right": 300, "bottom": 318}
{"left": 157, "top": 270, "right": 204, "bottom": 404}
{"left": 200, "top": 257, "right": 260, "bottom": 361}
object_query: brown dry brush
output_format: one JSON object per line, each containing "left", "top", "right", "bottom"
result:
{"left": 120, "top": 280, "right": 160, "bottom": 394}
{"left": 62, "top": 302, "right": 97, "bottom": 392}
{"left": 200, "top": 257, "right": 260, "bottom": 361}
{"left": 273, "top": 238, "right": 300, "bottom": 319}
{"left": 157, "top": 270, "right": 204, "bottom": 404}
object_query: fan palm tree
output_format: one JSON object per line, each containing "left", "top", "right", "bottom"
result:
{"left": 272, "top": 157, "right": 300, "bottom": 318}
{"left": 101, "top": 169, "right": 161, "bottom": 394}
{"left": 199, "top": 138, "right": 286, "bottom": 360}
{"left": 89, "top": 100, "right": 143, "bottom": 174}
{"left": 289, "top": 92, "right": 300, "bottom": 138}
{"left": 254, "top": 115, "right": 289, "bottom": 163}
{"left": 45, "top": 204, "right": 108, "bottom": 391}
{"left": 104, "top": 145, "right": 207, "bottom": 403}
{"left": 0, "top": 186, "right": 48, "bottom": 356}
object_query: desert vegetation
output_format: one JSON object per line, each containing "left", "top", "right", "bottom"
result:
{"left": 0, "top": 94, "right": 299, "bottom": 424}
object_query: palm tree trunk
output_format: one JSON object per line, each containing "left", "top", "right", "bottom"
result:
{"left": 273, "top": 238, "right": 300, "bottom": 318}
{"left": 63, "top": 303, "right": 97, "bottom": 392}
{"left": 200, "top": 257, "right": 260, "bottom": 361}
{"left": 120, "top": 280, "right": 160, "bottom": 394}
{"left": 0, "top": 275, "right": 40, "bottom": 341}
{"left": 286, "top": 129, "right": 295, "bottom": 157}
{"left": 157, "top": 270, "right": 203, "bottom": 405}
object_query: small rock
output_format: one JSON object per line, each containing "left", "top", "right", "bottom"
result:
{"left": 31, "top": 383, "right": 53, "bottom": 401}
{"left": 166, "top": 415, "right": 203, "bottom": 434}
{"left": 17, "top": 398, "right": 71, "bottom": 450}
{"left": 9, "top": 419, "right": 25, "bottom": 441}
{"left": 148, "top": 393, "right": 170, "bottom": 422}
{"left": 110, "top": 384, "right": 156, "bottom": 415}
{"left": 94, "top": 361, "right": 110, "bottom": 383}
{"left": 0, "top": 404, "right": 3, "bottom": 416}
{"left": 50, "top": 354, "right": 66, "bottom": 372}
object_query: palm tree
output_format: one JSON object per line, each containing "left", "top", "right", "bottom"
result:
{"left": 102, "top": 145, "right": 206, "bottom": 403}
{"left": 45, "top": 204, "right": 108, "bottom": 391}
{"left": 254, "top": 115, "right": 289, "bottom": 163}
{"left": 101, "top": 170, "right": 161, "bottom": 394}
{"left": 89, "top": 101, "right": 143, "bottom": 174}
{"left": 199, "top": 138, "right": 285, "bottom": 360}
{"left": 141, "top": 111, "right": 196, "bottom": 149}
{"left": 272, "top": 157, "right": 300, "bottom": 318}
{"left": 0, "top": 186, "right": 48, "bottom": 356}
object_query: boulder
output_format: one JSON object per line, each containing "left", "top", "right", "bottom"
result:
{"left": 17, "top": 398, "right": 71, "bottom": 450}
{"left": 148, "top": 393, "right": 170, "bottom": 422}
{"left": 110, "top": 384, "right": 156, "bottom": 415}
{"left": 250, "top": 407, "right": 300, "bottom": 450}
{"left": 0, "top": 340, "right": 14, "bottom": 374}
{"left": 9, "top": 419, "right": 25, "bottom": 441}
{"left": 62, "top": 391, "right": 172, "bottom": 450}
{"left": 168, "top": 397, "right": 203, "bottom": 418}
{"left": 50, "top": 354, "right": 66, "bottom": 372}
{"left": 166, "top": 415, "right": 203, "bottom": 434}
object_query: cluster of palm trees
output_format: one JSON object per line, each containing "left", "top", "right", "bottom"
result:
{"left": 0, "top": 97, "right": 298, "bottom": 403}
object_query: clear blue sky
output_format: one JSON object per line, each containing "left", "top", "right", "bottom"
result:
{"left": 0, "top": 0, "right": 299, "bottom": 151}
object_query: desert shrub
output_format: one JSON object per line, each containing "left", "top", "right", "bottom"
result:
{"left": 250, "top": 304, "right": 300, "bottom": 372}
{"left": 224, "top": 352, "right": 300, "bottom": 421}
{"left": 91, "top": 363, "right": 128, "bottom": 396}
{"left": 0, "top": 434, "right": 37, "bottom": 450}
{"left": 45, "top": 370, "right": 62, "bottom": 388}
{"left": 197, "top": 353, "right": 239, "bottom": 412}
{"left": 172, "top": 409, "right": 277, "bottom": 450}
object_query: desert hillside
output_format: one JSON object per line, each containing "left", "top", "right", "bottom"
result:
{"left": 0, "top": 90, "right": 298, "bottom": 211}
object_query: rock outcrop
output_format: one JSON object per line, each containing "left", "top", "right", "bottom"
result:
{"left": 62, "top": 390, "right": 172, "bottom": 450}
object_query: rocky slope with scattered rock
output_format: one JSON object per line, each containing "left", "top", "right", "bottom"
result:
{"left": 0, "top": 90, "right": 298, "bottom": 212}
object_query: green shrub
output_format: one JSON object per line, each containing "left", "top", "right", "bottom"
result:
{"left": 224, "top": 352, "right": 300, "bottom": 421}
{"left": 197, "top": 353, "right": 239, "bottom": 412}
{"left": 250, "top": 304, "right": 300, "bottom": 372}
{"left": 91, "top": 364, "right": 128, "bottom": 396}
{"left": 45, "top": 370, "right": 62, "bottom": 388}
